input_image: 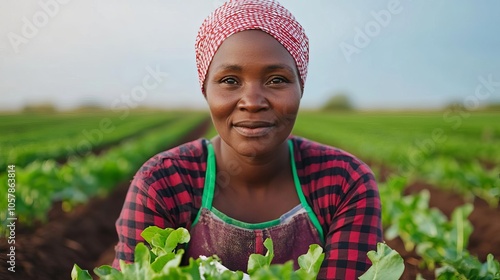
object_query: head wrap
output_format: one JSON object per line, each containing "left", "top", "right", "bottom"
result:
{"left": 195, "top": 0, "right": 309, "bottom": 94}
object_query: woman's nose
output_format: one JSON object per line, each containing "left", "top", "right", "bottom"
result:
{"left": 237, "top": 83, "right": 270, "bottom": 112}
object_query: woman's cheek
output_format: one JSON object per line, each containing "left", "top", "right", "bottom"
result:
{"left": 209, "top": 97, "right": 233, "bottom": 117}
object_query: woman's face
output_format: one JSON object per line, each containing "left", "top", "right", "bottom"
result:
{"left": 205, "top": 30, "right": 302, "bottom": 157}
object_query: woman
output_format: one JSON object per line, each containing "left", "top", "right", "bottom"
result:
{"left": 113, "top": 0, "right": 383, "bottom": 279}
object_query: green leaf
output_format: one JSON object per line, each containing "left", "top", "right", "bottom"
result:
{"left": 296, "top": 244, "right": 325, "bottom": 278}
{"left": 219, "top": 270, "right": 245, "bottom": 280}
{"left": 247, "top": 254, "right": 269, "bottom": 275}
{"left": 159, "top": 250, "right": 184, "bottom": 273}
{"left": 251, "top": 261, "right": 294, "bottom": 280}
{"left": 485, "top": 254, "right": 500, "bottom": 276}
{"left": 157, "top": 267, "right": 194, "bottom": 280}
{"left": 384, "top": 225, "right": 399, "bottom": 241}
{"left": 141, "top": 226, "right": 190, "bottom": 256}
{"left": 151, "top": 234, "right": 167, "bottom": 255}
{"left": 198, "top": 256, "right": 222, "bottom": 278}
{"left": 141, "top": 226, "right": 171, "bottom": 245}
{"left": 150, "top": 252, "right": 177, "bottom": 273}
{"left": 197, "top": 255, "right": 244, "bottom": 280}
{"left": 165, "top": 227, "right": 190, "bottom": 253}
{"left": 358, "top": 243, "right": 405, "bottom": 280}
{"left": 179, "top": 258, "right": 203, "bottom": 280}
{"left": 449, "top": 203, "right": 473, "bottom": 254}
{"left": 94, "top": 265, "right": 124, "bottom": 280}
{"left": 71, "top": 264, "right": 93, "bottom": 280}
{"left": 247, "top": 238, "right": 275, "bottom": 275}
{"left": 120, "top": 243, "right": 154, "bottom": 280}
{"left": 436, "top": 265, "right": 460, "bottom": 280}
{"left": 134, "top": 242, "right": 151, "bottom": 265}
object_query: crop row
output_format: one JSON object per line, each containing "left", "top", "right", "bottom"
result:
{"left": 0, "top": 113, "right": 208, "bottom": 234}
{"left": 293, "top": 112, "right": 500, "bottom": 206}
{"left": 0, "top": 111, "right": 158, "bottom": 144}
{"left": 380, "top": 176, "right": 499, "bottom": 279}
{"left": 0, "top": 111, "right": 182, "bottom": 170}
{"left": 295, "top": 111, "right": 500, "bottom": 164}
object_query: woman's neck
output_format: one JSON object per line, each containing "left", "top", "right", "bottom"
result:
{"left": 212, "top": 136, "right": 291, "bottom": 189}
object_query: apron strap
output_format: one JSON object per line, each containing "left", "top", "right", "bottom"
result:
{"left": 288, "top": 140, "right": 325, "bottom": 243}
{"left": 193, "top": 141, "right": 216, "bottom": 227}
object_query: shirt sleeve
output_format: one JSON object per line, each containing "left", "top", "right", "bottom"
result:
{"left": 318, "top": 168, "right": 383, "bottom": 280}
{"left": 112, "top": 167, "right": 173, "bottom": 269}
{"left": 112, "top": 151, "right": 203, "bottom": 269}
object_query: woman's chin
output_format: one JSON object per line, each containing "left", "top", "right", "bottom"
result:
{"left": 231, "top": 136, "right": 284, "bottom": 158}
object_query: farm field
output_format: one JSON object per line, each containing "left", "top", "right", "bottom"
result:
{"left": 0, "top": 109, "right": 212, "bottom": 279}
{"left": 293, "top": 110, "right": 500, "bottom": 279}
{"left": 0, "top": 109, "right": 499, "bottom": 279}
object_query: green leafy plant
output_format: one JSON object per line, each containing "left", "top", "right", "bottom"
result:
{"left": 71, "top": 226, "right": 325, "bottom": 280}
{"left": 379, "top": 176, "right": 500, "bottom": 279}
{"left": 359, "top": 242, "right": 405, "bottom": 280}
{"left": 72, "top": 226, "right": 410, "bottom": 279}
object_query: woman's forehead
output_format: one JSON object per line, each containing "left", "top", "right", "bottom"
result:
{"left": 210, "top": 30, "right": 297, "bottom": 68}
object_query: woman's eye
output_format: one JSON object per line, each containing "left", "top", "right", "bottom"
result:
{"left": 221, "top": 77, "right": 238, "bottom": 85}
{"left": 268, "top": 77, "right": 286, "bottom": 84}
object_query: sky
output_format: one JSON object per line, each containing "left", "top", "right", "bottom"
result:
{"left": 1, "top": 0, "right": 499, "bottom": 111}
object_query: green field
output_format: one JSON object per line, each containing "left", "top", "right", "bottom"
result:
{"left": 1, "top": 110, "right": 208, "bottom": 226}
{"left": 294, "top": 111, "right": 500, "bottom": 206}
{"left": 1, "top": 109, "right": 499, "bottom": 279}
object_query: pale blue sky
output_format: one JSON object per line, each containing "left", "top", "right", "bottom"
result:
{"left": 1, "top": 0, "right": 499, "bottom": 111}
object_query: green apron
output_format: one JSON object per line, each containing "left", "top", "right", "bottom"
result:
{"left": 185, "top": 140, "right": 324, "bottom": 272}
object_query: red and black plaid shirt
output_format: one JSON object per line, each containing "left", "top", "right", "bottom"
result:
{"left": 113, "top": 136, "right": 383, "bottom": 279}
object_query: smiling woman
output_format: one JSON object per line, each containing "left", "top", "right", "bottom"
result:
{"left": 113, "top": 1, "right": 383, "bottom": 279}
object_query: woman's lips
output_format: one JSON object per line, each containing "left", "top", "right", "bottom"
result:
{"left": 232, "top": 121, "right": 275, "bottom": 137}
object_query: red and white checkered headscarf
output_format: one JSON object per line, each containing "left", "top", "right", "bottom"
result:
{"left": 195, "top": 0, "right": 309, "bottom": 94}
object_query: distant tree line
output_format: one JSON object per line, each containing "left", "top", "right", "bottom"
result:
{"left": 321, "top": 92, "right": 354, "bottom": 111}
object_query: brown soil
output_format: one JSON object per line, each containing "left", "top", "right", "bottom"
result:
{"left": 478, "top": 159, "right": 497, "bottom": 171}
{"left": 0, "top": 118, "right": 210, "bottom": 280}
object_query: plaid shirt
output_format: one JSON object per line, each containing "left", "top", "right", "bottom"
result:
{"left": 113, "top": 136, "right": 383, "bottom": 279}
